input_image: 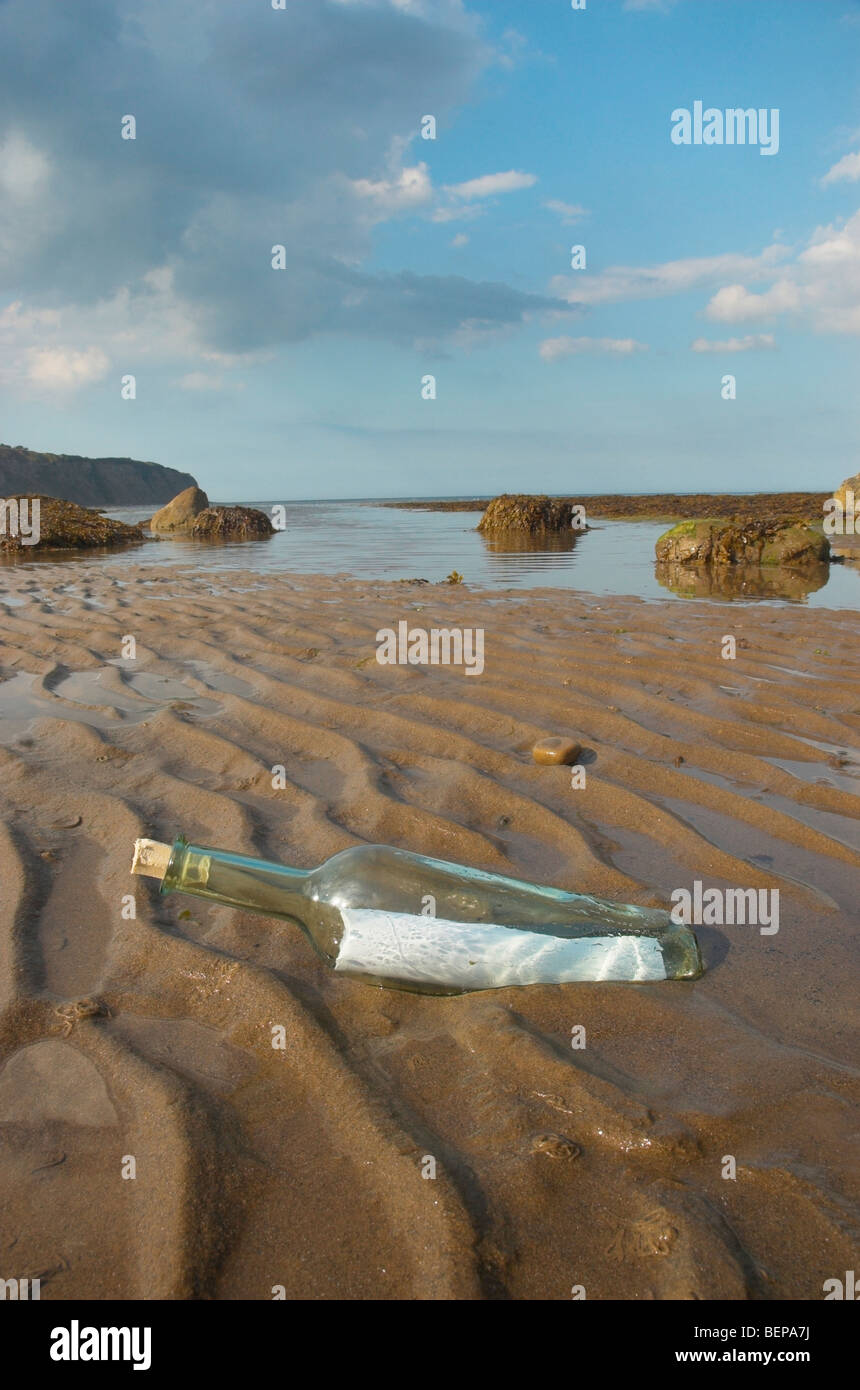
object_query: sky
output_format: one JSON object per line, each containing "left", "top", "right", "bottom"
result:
{"left": 1, "top": 0, "right": 859, "bottom": 500}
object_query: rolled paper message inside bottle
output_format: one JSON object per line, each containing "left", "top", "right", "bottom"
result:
{"left": 131, "top": 836, "right": 703, "bottom": 994}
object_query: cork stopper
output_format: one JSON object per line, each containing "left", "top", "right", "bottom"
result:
{"left": 131, "top": 838, "right": 173, "bottom": 880}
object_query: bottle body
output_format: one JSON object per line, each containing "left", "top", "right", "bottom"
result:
{"left": 157, "top": 839, "right": 702, "bottom": 993}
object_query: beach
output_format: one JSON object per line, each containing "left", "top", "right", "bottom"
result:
{"left": 0, "top": 561, "right": 857, "bottom": 1300}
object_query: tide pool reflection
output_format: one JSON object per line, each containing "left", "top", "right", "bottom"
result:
{"left": 656, "top": 561, "right": 831, "bottom": 602}
{"left": 479, "top": 528, "right": 580, "bottom": 576}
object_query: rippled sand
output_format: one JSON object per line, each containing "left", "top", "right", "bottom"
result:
{"left": 0, "top": 563, "right": 857, "bottom": 1300}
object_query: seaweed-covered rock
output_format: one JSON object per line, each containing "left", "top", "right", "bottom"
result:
{"left": 151, "top": 486, "right": 209, "bottom": 532}
{"left": 655, "top": 519, "right": 829, "bottom": 568}
{"left": 477, "top": 494, "right": 575, "bottom": 534}
{"left": 0, "top": 495, "right": 146, "bottom": 553}
{"left": 826, "top": 474, "right": 860, "bottom": 561}
{"left": 190, "top": 505, "right": 275, "bottom": 540}
{"left": 835, "top": 472, "right": 859, "bottom": 511}
{"left": 388, "top": 491, "right": 827, "bottom": 522}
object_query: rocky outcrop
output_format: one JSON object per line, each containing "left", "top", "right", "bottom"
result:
{"left": 655, "top": 519, "right": 830, "bottom": 568}
{"left": 834, "top": 472, "right": 859, "bottom": 511}
{"left": 478, "top": 494, "right": 575, "bottom": 533}
{"left": 0, "top": 496, "right": 146, "bottom": 553}
{"left": 190, "top": 506, "right": 275, "bottom": 540}
{"left": 829, "top": 473, "right": 860, "bottom": 561}
{"left": 0, "top": 444, "right": 198, "bottom": 507}
{"left": 391, "top": 492, "right": 827, "bottom": 522}
{"left": 151, "top": 486, "right": 209, "bottom": 533}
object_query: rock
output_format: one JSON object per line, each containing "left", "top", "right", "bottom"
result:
{"left": 830, "top": 474, "right": 860, "bottom": 561}
{"left": 0, "top": 496, "right": 145, "bottom": 553}
{"left": 655, "top": 518, "right": 830, "bottom": 568}
{"left": 150, "top": 485, "right": 209, "bottom": 533}
{"left": 190, "top": 505, "right": 275, "bottom": 540}
{"left": 478, "top": 494, "right": 575, "bottom": 534}
{"left": 834, "top": 472, "right": 859, "bottom": 511}
{"left": 532, "top": 736, "right": 582, "bottom": 766}
{"left": 530, "top": 1133, "right": 581, "bottom": 1160}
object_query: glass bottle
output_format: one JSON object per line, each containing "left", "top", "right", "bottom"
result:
{"left": 132, "top": 836, "right": 703, "bottom": 994}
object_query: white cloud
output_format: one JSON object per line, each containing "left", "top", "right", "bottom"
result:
{"left": 349, "top": 162, "right": 433, "bottom": 216}
{"left": 551, "top": 245, "right": 788, "bottom": 306}
{"left": 0, "top": 270, "right": 228, "bottom": 395}
{"left": 333, "top": 0, "right": 474, "bottom": 23}
{"left": 691, "top": 334, "right": 776, "bottom": 353}
{"left": 176, "top": 371, "right": 232, "bottom": 391}
{"left": 543, "top": 199, "right": 589, "bottom": 224}
{"left": 451, "top": 233, "right": 469, "bottom": 247}
{"left": 431, "top": 169, "right": 536, "bottom": 225}
{"left": 0, "top": 132, "right": 50, "bottom": 200}
{"left": 495, "top": 27, "right": 528, "bottom": 70}
{"left": 0, "top": 134, "right": 54, "bottom": 278}
{"left": 431, "top": 203, "right": 485, "bottom": 224}
{"left": 444, "top": 170, "right": 537, "bottom": 199}
{"left": 539, "top": 336, "right": 647, "bottom": 361}
{"left": 706, "top": 282, "right": 801, "bottom": 322}
{"left": 25, "top": 346, "right": 109, "bottom": 391}
{"left": 703, "top": 208, "right": 860, "bottom": 334}
{"left": 0, "top": 0, "right": 548, "bottom": 358}
{"left": 821, "top": 151, "right": 860, "bottom": 185}
{"left": 548, "top": 204, "right": 860, "bottom": 340}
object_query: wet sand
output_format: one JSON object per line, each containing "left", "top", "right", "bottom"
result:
{"left": 0, "top": 563, "right": 857, "bottom": 1300}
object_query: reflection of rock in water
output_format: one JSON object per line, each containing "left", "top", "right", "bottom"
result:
{"left": 480, "top": 530, "right": 579, "bottom": 562}
{"left": 829, "top": 537, "right": 860, "bottom": 564}
{"left": 655, "top": 561, "right": 830, "bottom": 602}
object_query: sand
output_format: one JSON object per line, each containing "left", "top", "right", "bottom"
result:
{"left": 0, "top": 562, "right": 857, "bottom": 1301}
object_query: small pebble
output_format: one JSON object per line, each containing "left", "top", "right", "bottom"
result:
{"left": 531, "top": 1133, "right": 582, "bottom": 1160}
{"left": 532, "top": 737, "right": 581, "bottom": 766}
{"left": 51, "top": 815, "right": 82, "bottom": 829}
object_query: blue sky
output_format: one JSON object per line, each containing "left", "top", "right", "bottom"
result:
{"left": 1, "top": 0, "right": 859, "bottom": 499}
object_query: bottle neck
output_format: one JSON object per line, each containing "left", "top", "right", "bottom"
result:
{"left": 162, "top": 839, "right": 312, "bottom": 921}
